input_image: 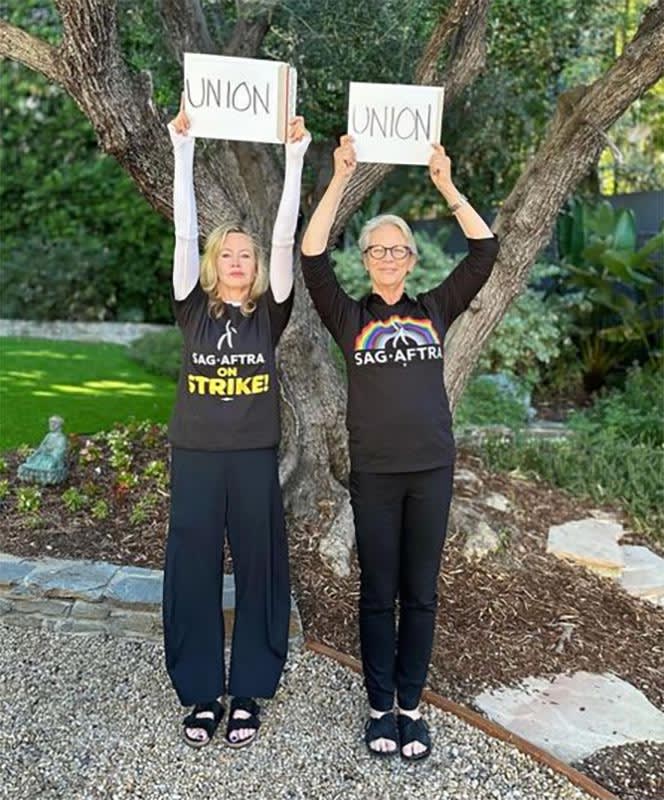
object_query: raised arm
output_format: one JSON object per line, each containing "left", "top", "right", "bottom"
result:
{"left": 429, "top": 143, "right": 494, "bottom": 240}
{"left": 423, "top": 144, "right": 499, "bottom": 329}
{"left": 269, "top": 117, "right": 311, "bottom": 303}
{"left": 168, "top": 97, "right": 200, "bottom": 301}
{"left": 301, "top": 135, "right": 356, "bottom": 256}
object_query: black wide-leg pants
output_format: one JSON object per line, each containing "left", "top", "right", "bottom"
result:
{"left": 349, "top": 465, "right": 454, "bottom": 712}
{"left": 163, "top": 447, "right": 290, "bottom": 706}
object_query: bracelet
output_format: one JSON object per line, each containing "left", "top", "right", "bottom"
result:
{"left": 448, "top": 193, "right": 468, "bottom": 214}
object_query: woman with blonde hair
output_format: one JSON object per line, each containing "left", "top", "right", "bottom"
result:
{"left": 164, "top": 97, "right": 310, "bottom": 750}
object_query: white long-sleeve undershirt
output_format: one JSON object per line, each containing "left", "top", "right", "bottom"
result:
{"left": 168, "top": 124, "right": 309, "bottom": 303}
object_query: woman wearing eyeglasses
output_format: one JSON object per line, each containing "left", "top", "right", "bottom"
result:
{"left": 300, "top": 136, "right": 499, "bottom": 761}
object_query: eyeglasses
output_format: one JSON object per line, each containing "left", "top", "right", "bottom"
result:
{"left": 362, "top": 245, "right": 413, "bottom": 261}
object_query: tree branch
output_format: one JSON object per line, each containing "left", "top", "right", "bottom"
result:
{"left": 224, "top": 15, "right": 270, "bottom": 58}
{"left": 158, "top": 0, "right": 218, "bottom": 64}
{"left": 0, "top": 20, "right": 62, "bottom": 85}
{"left": 437, "top": 0, "right": 491, "bottom": 101}
{"left": 444, "top": 1, "right": 664, "bottom": 407}
{"left": 415, "top": 0, "right": 487, "bottom": 85}
{"left": 331, "top": 0, "right": 492, "bottom": 238}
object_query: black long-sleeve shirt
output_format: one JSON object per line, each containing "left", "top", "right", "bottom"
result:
{"left": 301, "top": 236, "right": 499, "bottom": 472}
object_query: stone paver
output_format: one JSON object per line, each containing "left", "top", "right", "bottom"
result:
{"left": 482, "top": 492, "right": 511, "bottom": 512}
{"left": 620, "top": 545, "right": 664, "bottom": 604}
{"left": 475, "top": 671, "right": 664, "bottom": 764}
{"left": 547, "top": 518, "right": 625, "bottom": 577}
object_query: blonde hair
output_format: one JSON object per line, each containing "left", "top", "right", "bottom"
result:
{"left": 200, "top": 224, "right": 268, "bottom": 317}
{"left": 358, "top": 214, "right": 418, "bottom": 258}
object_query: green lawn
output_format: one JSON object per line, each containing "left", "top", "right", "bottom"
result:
{"left": 0, "top": 337, "right": 177, "bottom": 452}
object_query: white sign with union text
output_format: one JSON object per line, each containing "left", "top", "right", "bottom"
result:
{"left": 183, "top": 52, "right": 296, "bottom": 143}
{"left": 348, "top": 81, "right": 444, "bottom": 166}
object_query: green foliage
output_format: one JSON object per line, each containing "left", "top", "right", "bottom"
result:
{"left": 0, "top": 2, "right": 173, "bottom": 323}
{"left": 116, "top": 469, "right": 139, "bottom": 490}
{"left": 61, "top": 487, "right": 88, "bottom": 512}
{"left": 455, "top": 377, "right": 530, "bottom": 429}
{"left": 555, "top": 197, "right": 663, "bottom": 386}
{"left": 129, "top": 493, "right": 158, "bottom": 525}
{"left": 143, "top": 458, "right": 168, "bottom": 491}
{"left": 1, "top": 230, "right": 116, "bottom": 321}
{"left": 79, "top": 441, "right": 104, "bottom": 465}
{"left": 16, "top": 486, "right": 42, "bottom": 513}
{"left": 0, "top": 457, "right": 7, "bottom": 473}
{"left": 480, "top": 367, "right": 664, "bottom": 541}
{"left": 268, "top": 0, "right": 440, "bottom": 137}
{"left": 476, "top": 266, "right": 573, "bottom": 387}
{"left": 91, "top": 499, "right": 110, "bottom": 520}
{"left": 128, "top": 328, "right": 184, "bottom": 381}
{"left": 568, "top": 365, "right": 664, "bottom": 445}
{"left": 0, "top": 479, "right": 9, "bottom": 500}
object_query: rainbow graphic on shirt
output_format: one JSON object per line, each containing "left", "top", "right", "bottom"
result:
{"left": 354, "top": 315, "right": 441, "bottom": 351}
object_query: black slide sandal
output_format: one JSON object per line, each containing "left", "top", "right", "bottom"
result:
{"left": 397, "top": 714, "right": 431, "bottom": 762}
{"left": 182, "top": 699, "right": 225, "bottom": 748}
{"left": 225, "top": 697, "right": 261, "bottom": 749}
{"left": 364, "top": 712, "right": 399, "bottom": 758}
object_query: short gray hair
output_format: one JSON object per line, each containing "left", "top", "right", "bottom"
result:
{"left": 358, "top": 214, "right": 418, "bottom": 258}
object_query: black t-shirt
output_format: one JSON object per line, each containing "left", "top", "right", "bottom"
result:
{"left": 168, "top": 282, "right": 293, "bottom": 451}
{"left": 301, "top": 237, "right": 499, "bottom": 473}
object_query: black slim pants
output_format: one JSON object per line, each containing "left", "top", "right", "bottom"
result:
{"left": 163, "top": 447, "right": 290, "bottom": 706}
{"left": 350, "top": 465, "right": 454, "bottom": 712}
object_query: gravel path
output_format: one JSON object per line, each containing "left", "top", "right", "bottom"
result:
{"left": 0, "top": 623, "right": 597, "bottom": 800}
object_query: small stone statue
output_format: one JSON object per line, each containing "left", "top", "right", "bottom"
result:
{"left": 18, "top": 415, "right": 68, "bottom": 485}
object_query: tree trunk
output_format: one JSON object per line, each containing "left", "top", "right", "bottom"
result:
{"left": 1, "top": 0, "right": 663, "bottom": 578}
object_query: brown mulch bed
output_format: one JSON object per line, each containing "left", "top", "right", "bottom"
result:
{"left": 1, "top": 426, "right": 663, "bottom": 800}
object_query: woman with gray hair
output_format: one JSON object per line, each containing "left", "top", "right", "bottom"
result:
{"left": 301, "top": 136, "right": 499, "bottom": 761}
{"left": 164, "top": 98, "right": 310, "bottom": 750}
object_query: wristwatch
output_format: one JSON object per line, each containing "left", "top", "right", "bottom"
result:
{"left": 448, "top": 193, "right": 468, "bottom": 214}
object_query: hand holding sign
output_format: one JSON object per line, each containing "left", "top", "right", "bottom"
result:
{"left": 429, "top": 143, "right": 452, "bottom": 191}
{"left": 333, "top": 135, "right": 357, "bottom": 182}
{"left": 286, "top": 116, "right": 312, "bottom": 159}
{"left": 170, "top": 94, "right": 191, "bottom": 136}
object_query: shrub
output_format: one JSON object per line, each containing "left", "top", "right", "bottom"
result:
{"left": 475, "top": 264, "right": 574, "bottom": 388}
{"left": 61, "top": 487, "right": 88, "bottom": 512}
{"left": 16, "top": 486, "right": 42, "bottom": 513}
{"left": 128, "top": 328, "right": 183, "bottom": 381}
{"left": 0, "top": 231, "right": 117, "bottom": 321}
{"left": 568, "top": 365, "right": 664, "bottom": 446}
{"left": 91, "top": 499, "right": 109, "bottom": 520}
{"left": 555, "top": 197, "right": 664, "bottom": 387}
{"left": 479, "top": 366, "right": 664, "bottom": 541}
{"left": 455, "top": 375, "right": 530, "bottom": 429}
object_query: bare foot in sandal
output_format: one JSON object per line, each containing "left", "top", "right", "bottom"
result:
{"left": 183, "top": 698, "right": 224, "bottom": 748}
{"left": 226, "top": 697, "right": 261, "bottom": 748}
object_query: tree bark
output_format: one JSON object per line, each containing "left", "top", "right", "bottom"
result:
{"left": 1, "top": 0, "right": 663, "bottom": 577}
